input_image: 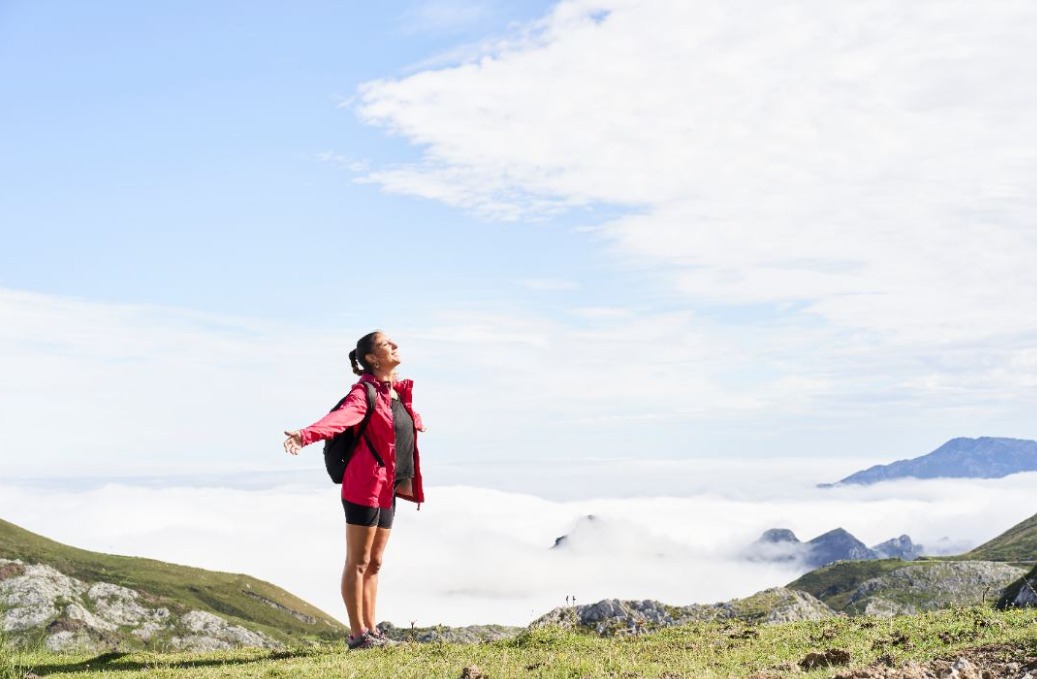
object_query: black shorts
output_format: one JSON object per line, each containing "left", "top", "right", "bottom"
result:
{"left": 342, "top": 497, "right": 395, "bottom": 529}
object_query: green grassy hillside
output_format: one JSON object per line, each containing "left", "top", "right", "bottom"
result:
{"left": 5, "top": 607, "right": 1037, "bottom": 678}
{"left": 789, "top": 511, "right": 1037, "bottom": 610}
{"left": 963, "top": 511, "right": 1037, "bottom": 563}
{"left": 785, "top": 558, "right": 920, "bottom": 611}
{"left": 0, "top": 518, "right": 345, "bottom": 644}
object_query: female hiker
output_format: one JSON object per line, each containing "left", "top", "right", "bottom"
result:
{"left": 282, "top": 331, "right": 425, "bottom": 650}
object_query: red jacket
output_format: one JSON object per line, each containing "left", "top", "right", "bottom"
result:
{"left": 298, "top": 374, "right": 424, "bottom": 509}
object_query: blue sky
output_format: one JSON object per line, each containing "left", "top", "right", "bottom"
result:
{"left": 3, "top": 0, "right": 1037, "bottom": 479}
{"left": 0, "top": 0, "right": 570, "bottom": 316}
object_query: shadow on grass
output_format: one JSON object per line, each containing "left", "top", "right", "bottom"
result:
{"left": 29, "top": 649, "right": 317, "bottom": 675}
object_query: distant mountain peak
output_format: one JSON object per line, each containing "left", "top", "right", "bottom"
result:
{"left": 759, "top": 528, "right": 800, "bottom": 544}
{"left": 745, "top": 527, "right": 925, "bottom": 569}
{"left": 822, "top": 436, "right": 1037, "bottom": 487}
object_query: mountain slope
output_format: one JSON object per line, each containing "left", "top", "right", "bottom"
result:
{"left": 744, "top": 528, "right": 923, "bottom": 568}
{"left": 0, "top": 517, "right": 344, "bottom": 645}
{"left": 963, "top": 511, "right": 1037, "bottom": 563}
{"left": 997, "top": 563, "right": 1037, "bottom": 609}
{"left": 786, "top": 558, "right": 1025, "bottom": 613}
{"left": 786, "top": 559, "right": 913, "bottom": 611}
{"left": 826, "top": 437, "right": 1037, "bottom": 486}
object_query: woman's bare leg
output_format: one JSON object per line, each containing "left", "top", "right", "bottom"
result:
{"left": 362, "top": 527, "right": 392, "bottom": 631}
{"left": 342, "top": 523, "right": 377, "bottom": 638}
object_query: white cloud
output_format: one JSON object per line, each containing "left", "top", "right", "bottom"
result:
{"left": 2, "top": 463, "right": 1033, "bottom": 627}
{"left": 3, "top": 285, "right": 1029, "bottom": 481}
{"left": 353, "top": 0, "right": 1037, "bottom": 416}
{"left": 0, "top": 288, "right": 361, "bottom": 475}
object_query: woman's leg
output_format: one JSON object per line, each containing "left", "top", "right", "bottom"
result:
{"left": 342, "top": 523, "right": 377, "bottom": 638}
{"left": 362, "top": 527, "right": 392, "bottom": 631}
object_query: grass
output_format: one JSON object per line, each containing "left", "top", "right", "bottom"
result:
{"left": 1, "top": 621, "right": 44, "bottom": 679}
{"left": 5, "top": 606, "right": 1037, "bottom": 679}
{"left": 787, "top": 558, "right": 926, "bottom": 611}
{"left": 0, "top": 518, "right": 345, "bottom": 646}
{"left": 965, "top": 511, "right": 1037, "bottom": 563}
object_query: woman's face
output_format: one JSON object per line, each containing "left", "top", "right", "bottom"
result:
{"left": 366, "top": 334, "right": 400, "bottom": 371}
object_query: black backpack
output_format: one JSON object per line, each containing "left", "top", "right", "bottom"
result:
{"left": 323, "top": 382, "right": 384, "bottom": 484}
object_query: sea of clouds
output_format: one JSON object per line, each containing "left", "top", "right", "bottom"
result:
{"left": 2, "top": 458, "right": 1034, "bottom": 628}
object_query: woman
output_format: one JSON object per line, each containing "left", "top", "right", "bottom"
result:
{"left": 283, "top": 331, "right": 424, "bottom": 650}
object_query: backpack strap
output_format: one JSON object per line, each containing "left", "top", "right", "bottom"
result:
{"left": 358, "top": 383, "right": 385, "bottom": 467}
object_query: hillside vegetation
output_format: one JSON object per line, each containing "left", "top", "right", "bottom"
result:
{"left": 964, "top": 511, "right": 1037, "bottom": 564}
{"left": 787, "top": 559, "right": 920, "bottom": 611}
{"left": 0, "top": 518, "right": 344, "bottom": 645}
{"left": 4, "top": 606, "right": 1037, "bottom": 678}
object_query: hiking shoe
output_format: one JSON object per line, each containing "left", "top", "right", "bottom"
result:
{"left": 347, "top": 632, "right": 375, "bottom": 650}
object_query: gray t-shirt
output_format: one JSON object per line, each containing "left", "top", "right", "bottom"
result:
{"left": 391, "top": 396, "right": 415, "bottom": 482}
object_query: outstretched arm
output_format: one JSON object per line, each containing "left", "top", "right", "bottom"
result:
{"left": 283, "top": 384, "right": 369, "bottom": 455}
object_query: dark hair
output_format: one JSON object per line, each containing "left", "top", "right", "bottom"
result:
{"left": 348, "top": 331, "right": 381, "bottom": 376}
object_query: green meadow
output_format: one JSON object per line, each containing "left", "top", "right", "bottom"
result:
{"left": 5, "top": 606, "right": 1037, "bottom": 679}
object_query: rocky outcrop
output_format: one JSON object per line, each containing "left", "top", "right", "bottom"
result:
{"left": 996, "top": 565, "right": 1037, "bottom": 610}
{"left": 171, "top": 611, "right": 277, "bottom": 651}
{"left": 0, "top": 559, "right": 280, "bottom": 651}
{"left": 714, "top": 587, "right": 838, "bottom": 624}
{"left": 872, "top": 535, "right": 923, "bottom": 560}
{"left": 378, "top": 621, "right": 522, "bottom": 644}
{"left": 551, "top": 514, "right": 599, "bottom": 549}
{"left": 745, "top": 528, "right": 925, "bottom": 568}
{"left": 844, "top": 561, "right": 1026, "bottom": 616}
{"left": 531, "top": 587, "right": 837, "bottom": 637}
{"left": 743, "top": 529, "right": 805, "bottom": 563}
{"left": 1008, "top": 576, "right": 1037, "bottom": 608}
{"left": 806, "top": 528, "right": 876, "bottom": 568}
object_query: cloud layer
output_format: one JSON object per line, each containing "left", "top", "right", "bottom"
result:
{"left": 3, "top": 462, "right": 1033, "bottom": 627}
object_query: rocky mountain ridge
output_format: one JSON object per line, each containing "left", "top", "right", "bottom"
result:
{"left": 745, "top": 527, "right": 925, "bottom": 568}
{"left": 531, "top": 587, "right": 836, "bottom": 637}
{"left": 823, "top": 436, "right": 1037, "bottom": 486}
{"left": 529, "top": 559, "right": 1031, "bottom": 638}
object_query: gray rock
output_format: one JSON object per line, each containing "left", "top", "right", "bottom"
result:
{"left": 45, "top": 629, "right": 92, "bottom": 652}
{"left": 87, "top": 582, "right": 156, "bottom": 625}
{"left": 0, "top": 561, "right": 84, "bottom": 632}
{"left": 805, "top": 528, "right": 877, "bottom": 568}
{"left": 846, "top": 561, "right": 1026, "bottom": 615}
{"left": 871, "top": 535, "right": 924, "bottom": 560}
{"left": 531, "top": 587, "right": 836, "bottom": 637}
{"left": 378, "top": 621, "right": 522, "bottom": 644}
{"left": 63, "top": 602, "right": 116, "bottom": 632}
{"left": 1004, "top": 574, "right": 1037, "bottom": 608}
{"left": 173, "top": 610, "right": 279, "bottom": 650}
{"left": 0, "top": 558, "right": 280, "bottom": 651}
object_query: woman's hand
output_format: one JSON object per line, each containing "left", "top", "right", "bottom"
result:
{"left": 283, "top": 430, "right": 304, "bottom": 455}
